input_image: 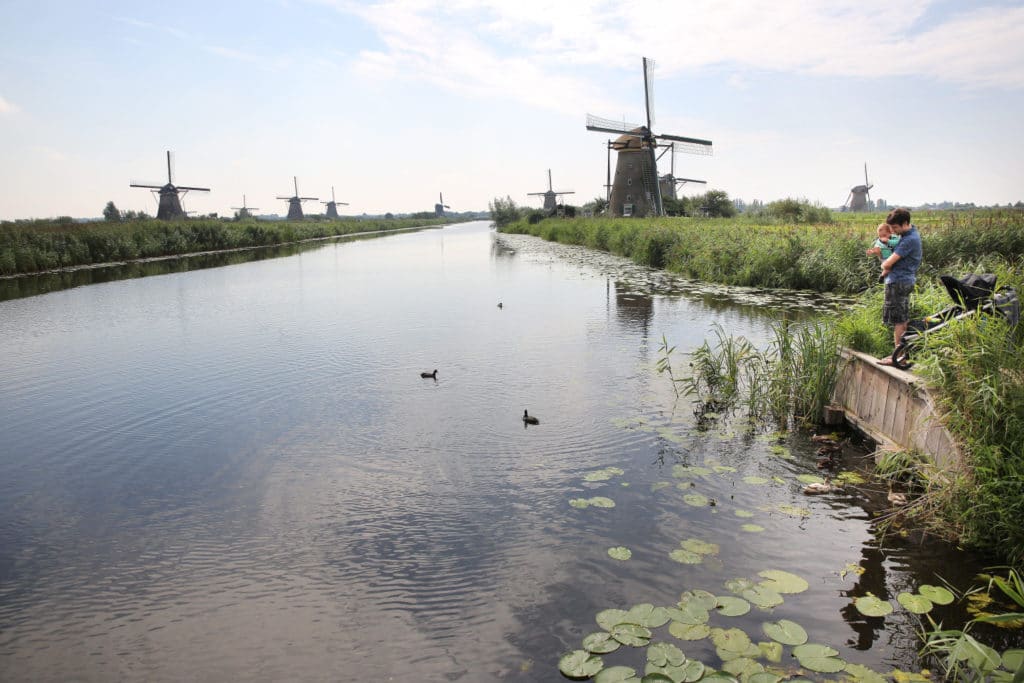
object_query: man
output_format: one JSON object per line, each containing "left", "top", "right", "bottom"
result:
{"left": 877, "top": 207, "right": 922, "bottom": 365}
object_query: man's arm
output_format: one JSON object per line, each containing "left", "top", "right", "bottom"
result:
{"left": 881, "top": 251, "right": 902, "bottom": 276}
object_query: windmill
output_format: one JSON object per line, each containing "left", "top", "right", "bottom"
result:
{"left": 434, "top": 192, "right": 450, "bottom": 217}
{"left": 528, "top": 169, "right": 575, "bottom": 213}
{"left": 321, "top": 186, "right": 349, "bottom": 219}
{"left": 231, "top": 195, "right": 259, "bottom": 219}
{"left": 845, "top": 163, "right": 874, "bottom": 211}
{"left": 657, "top": 141, "right": 706, "bottom": 202}
{"left": 587, "top": 57, "right": 712, "bottom": 217}
{"left": 277, "top": 177, "right": 318, "bottom": 220}
{"left": 130, "top": 151, "right": 210, "bottom": 220}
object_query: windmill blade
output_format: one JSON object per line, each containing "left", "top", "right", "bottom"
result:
{"left": 643, "top": 57, "right": 655, "bottom": 131}
{"left": 656, "top": 133, "right": 713, "bottom": 156}
{"left": 586, "top": 114, "right": 644, "bottom": 136}
{"left": 674, "top": 177, "right": 707, "bottom": 185}
{"left": 299, "top": 196, "right": 319, "bottom": 201}
{"left": 130, "top": 182, "right": 164, "bottom": 189}
{"left": 527, "top": 192, "right": 546, "bottom": 196}
{"left": 176, "top": 185, "right": 210, "bottom": 192}
{"left": 864, "top": 162, "right": 869, "bottom": 186}
{"left": 337, "top": 202, "right": 349, "bottom": 206}
{"left": 167, "top": 150, "right": 175, "bottom": 185}
{"left": 276, "top": 196, "right": 292, "bottom": 200}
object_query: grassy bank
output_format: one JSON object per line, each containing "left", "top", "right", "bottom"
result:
{"left": 0, "top": 216, "right": 452, "bottom": 276}
{"left": 500, "top": 209, "right": 1024, "bottom": 294}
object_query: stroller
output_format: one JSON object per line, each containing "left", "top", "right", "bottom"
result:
{"left": 890, "top": 273, "right": 1020, "bottom": 370}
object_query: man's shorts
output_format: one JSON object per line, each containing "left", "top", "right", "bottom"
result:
{"left": 883, "top": 281, "right": 914, "bottom": 325}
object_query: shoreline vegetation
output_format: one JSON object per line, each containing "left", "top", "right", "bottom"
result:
{"left": 0, "top": 216, "right": 457, "bottom": 277}
{"left": 496, "top": 202, "right": 1024, "bottom": 567}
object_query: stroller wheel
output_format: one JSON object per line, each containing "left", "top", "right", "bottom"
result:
{"left": 892, "top": 343, "right": 913, "bottom": 370}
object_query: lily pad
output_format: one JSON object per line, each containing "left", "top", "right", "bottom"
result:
{"left": 796, "top": 473, "right": 825, "bottom": 484}
{"left": 668, "top": 621, "right": 711, "bottom": 641}
{"left": 608, "top": 546, "right": 632, "bottom": 561}
{"left": 743, "top": 476, "right": 770, "bottom": 485}
{"left": 559, "top": 650, "right": 604, "bottom": 679}
{"left": 715, "top": 596, "right": 751, "bottom": 617}
{"left": 589, "top": 496, "right": 616, "bottom": 508}
{"left": 748, "top": 674, "right": 783, "bottom": 683}
{"left": 843, "top": 663, "right": 888, "bottom": 683}
{"left": 741, "top": 523, "right": 765, "bottom": 533}
{"left": 625, "top": 604, "right": 670, "bottom": 629}
{"left": 757, "top": 640, "right": 783, "bottom": 662}
{"left": 610, "top": 623, "right": 652, "bottom": 647}
{"left": 582, "top": 631, "right": 620, "bottom": 654}
{"left": 667, "top": 601, "right": 710, "bottom": 625}
{"left": 669, "top": 548, "right": 703, "bottom": 564}
{"left": 897, "top": 592, "right": 934, "bottom": 614}
{"left": 681, "top": 538, "right": 719, "bottom": 556}
{"left": 683, "top": 493, "right": 710, "bottom": 507}
{"left": 742, "top": 584, "right": 784, "bottom": 608}
{"left": 714, "top": 465, "right": 738, "bottom": 473}
{"left": 596, "top": 608, "right": 630, "bottom": 631}
{"left": 569, "top": 498, "right": 591, "bottom": 508}
{"left": 639, "top": 674, "right": 673, "bottom": 683}
{"left": 854, "top": 594, "right": 894, "bottom": 617}
{"left": 792, "top": 643, "right": 846, "bottom": 673}
{"left": 647, "top": 642, "right": 686, "bottom": 668}
{"left": 758, "top": 569, "right": 809, "bottom": 594}
{"left": 839, "top": 562, "right": 866, "bottom": 580}
{"left": 733, "top": 509, "right": 755, "bottom": 518}
{"left": 835, "top": 470, "right": 867, "bottom": 485}
{"left": 769, "top": 445, "right": 792, "bottom": 459}
{"left": 593, "top": 665, "right": 637, "bottom": 683}
{"left": 585, "top": 470, "right": 615, "bottom": 482}
{"left": 711, "top": 627, "right": 752, "bottom": 655}
{"left": 700, "top": 674, "right": 741, "bottom": 682}
{"left": 721, "top": 657, "right": 763, "bottom": 678}
{"left": 679, "top": 589, "right": 718, "bottom": 609}
{"left": 919, "top": 584, "right": 955, "bottom": 605}
{"left": 651, "top": 481, "right": 672, "bottom": 492}
{"left": 776, "top": 503, "right": 811, "bottom": 518}
{"left": 724, "top": 578, "right": 756, "bottom": 595}
{"left": 762, "top": 619, "right": 808, "bottom": 646}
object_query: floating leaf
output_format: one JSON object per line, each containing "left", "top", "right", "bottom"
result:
{"left": 582, "top": 632, "right": 620, "bottom": 654}
{"left": 559, "top": 650, "right": 604, "bottom": 679}
{"left": 769, "top": 445, "right": 793, "bottom": 459}
{"left": 714, "top": 465, "right": 738, "bottom": 473}
{"left": 919, "top": 584, "right": 955, "bottom": 605}
{"left": 569, "top": 498, "right": 590, "bottom": 508}
{"left": 625, "top": 604, "right": 670, "bottom": 629}
{"left": 594, "top": 665, "right": 637, "bottom": 683}
{"left": 748, "top": 674, "right": 783, "bottom": 683}
{"left": 771, "top": 476, "right": 787, "bottom": 484}
{"left": 892, "top": 670, "right": 932, "bottom": 682}
{"left": 839, "top": 562, "right": 866, "bottom": 580}
{"left": 647, "top": 642, "right": 686, "bottom": 668}
{"left": 741, "top": 523, "right": 765, "bottom": 533}
{"left": 776, "top": 503, "right": 811, "bottom": 518}
{"left": 606, "top": 467, "right": 624, "bottom": 475}
{"left": 596, "top": 609, "right": 630, "bottom": 631}
{"left": 589, "top": 496, "right": 616, "bottom": 508}
{"left": 608, "top": 547, "right": 632, "bottom": 561}
{"left": 843, "top": 663, "right": 888, "bottom": 683}
{"left": 679, "top": 590, "right": 718, "bottom": 610}
{"left": 796, "top": 474, "right": 825, "bottom": 484}
{"left": 743, "top": 476, "right": 770, "bottom": 485}
{"left": 700, "top": 674, "right": 742, "bottom": 682}
{"left": 715, "top": 596, "right": 751, "bottom": 617}
{"left": 639, "top": 674, "right": 673, "bottom": 683}
{"left": 681, "top": 538, "right": 719, "bottom": 556}
{"left": 721, "top": 657, "right": 763, "bottom": 678}
{"left": 670, "top": 548, "right": 703, "bottom": 564}
{"left": 757, "top": 641, "right": 783, "bottom": 662}
{"left": 610, "top": 622, "right": 651, "bottom": 647}
{"left": 734, "top": 509, "right": 755, "bottom": 518}
{"left": 725, "top": 578, "right": 757, "bottom": 594}
{"left": 683, "top": 493, "right": 710, "bottom": 507}
{"left": 668, "top": 621, "right": 711, "bottom": 641}
{"left": 742, "top": 584, "right": 784, "bottom": 608}
{"left": 585, "top": 470, "right": 614, "bottom": 482}
{"left": 711, "top": 627, "right": 752, "bottom": 655}
{"left": 835, "top": 470, "right": 868, "bottom": 485}
{"left": 758, "top": 570, "right": 809, "bottom": 594}
{"left": 792, "top": 643, "right": 846, "bottom": 673}
{"left": 668, "top": 601, "right": 710, "bottom": 625}
{"left": 762, "top": 619, "right": 808, "bottom": 646}
{"left": 854, "top": 595, "right": 894, "bottom": 617}
{"left": 651, "top": 481, "right": 672, "bottom": 492}
{"left": 897, "top": 592, "right": 933, "bottom": 614}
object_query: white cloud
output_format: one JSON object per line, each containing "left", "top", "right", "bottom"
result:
{"left": 0, "top": 95, "right": 18, "bottom": 114}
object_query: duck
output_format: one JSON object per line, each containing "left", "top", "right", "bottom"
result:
{"left": 816, "top": 453, "right": 839, "bottom": 469}
{"left": 803, "top": 477, "right": 837, "bottom": 495}
{"left": 522, "top": 409, "right": 540, "bottom": 425}
{"left": 420, "top": 369, "right": 437, "bottom": 379}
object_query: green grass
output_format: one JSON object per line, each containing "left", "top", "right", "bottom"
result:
{"left": 0, "top": 216, "right": 453, "bottom": 276}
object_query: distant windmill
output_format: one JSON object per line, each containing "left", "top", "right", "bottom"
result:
{"left": 587, "top": 57, "right": 712, "bottom": 217}
{"left": 528, "top": 169, "right": 575, "bottom": 213}
{"left": 434, "top": 192, "right": 450, "bottom": 217}
{"left": 845, "top": 163, "right": 874, "bottom": 212}
{"left": 130, "top": 151, "right": 210, "bottom": 221}
{"left": 321, "top": 186, "right": 349, "bottom": 219}
{"left": 277, "top": 177, "right": 318, "bottom": 220}
{"left": 657, "top": 141, "right": 706, "bottom": 201}
{"left": 231, "top": 195, "right": 259, "bottom": 219}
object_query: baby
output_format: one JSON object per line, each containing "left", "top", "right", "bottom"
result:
{"left": 865, "top": 222, "right": 900, "bottom": 260}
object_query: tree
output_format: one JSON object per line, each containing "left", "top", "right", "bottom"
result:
{"left": 698, "top": 190, "right": 737, "bottom": 218}
{"left": 103, "top": 201, "right": 121, "bottom": 222}
{"left": 488, "top": 195, "right": 522, "bottom": 227}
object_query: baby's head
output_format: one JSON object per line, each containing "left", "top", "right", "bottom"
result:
{"left": 876, "top": 222, "right": 893, "bottom": 240}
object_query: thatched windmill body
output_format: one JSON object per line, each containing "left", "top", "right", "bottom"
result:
{"left": 130, "top": 151, "right": 209, "bottom": 220}
{"left": 321, "top": 186, "right": 349, "bottom": 219}
{"left": 528, "top": 169, "right": 575, "bottom": 213}
{"left": 845, "top": 163, "right": 873, "bottom": 211}
{"left": 587, "top": 57, "right": 712, "bottom": 217}
{"left": 277, "top": 177, "right": 318, "bottom": 220}
{"left": 231, "top": 195, "right": 259, "bottom": 219}
{"left": 434, "top": 192, "right": 450, "bottom": 217}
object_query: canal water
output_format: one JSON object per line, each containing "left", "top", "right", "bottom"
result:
{"left": 0, "top": 221, "right": 1003, "bottom": 680}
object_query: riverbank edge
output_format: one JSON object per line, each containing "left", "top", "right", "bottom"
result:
{"left": 0, "top": 221, "right": 446, "bottom": 281}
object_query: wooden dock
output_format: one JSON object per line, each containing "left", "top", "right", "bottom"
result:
{"left": 830, "top": 349, "right": 962, "bottom": 469}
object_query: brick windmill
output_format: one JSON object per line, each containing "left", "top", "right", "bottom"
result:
{"left": 845, "top": 163, "right": 874, "bottom": 211}
{"left": 130, "top": 151, "right": 210, "bottom": 220}
{"left": 434, "top": 192, "right": 450, "bottom": 217}
{"left": 277, "top": 177, "right": 318, "bottom": 220}
{"left": 321, "top": 186, "right": 349, "bottom": 219}
{"left": 587, "top": 57, "right": 712, "bottom": 217}
{"left": 231, "top": 195, "right": 259, "bottom": 219}
{"left": 528, "top": 169, "right": 574, "bottom": 213}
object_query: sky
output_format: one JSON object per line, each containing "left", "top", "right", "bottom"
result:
{"left": 1, "top": 0, "right": 1023, "bottom": 219}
